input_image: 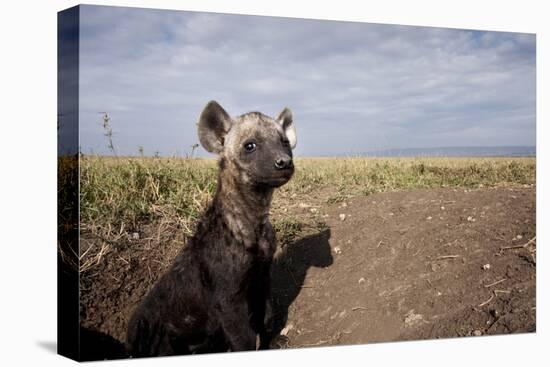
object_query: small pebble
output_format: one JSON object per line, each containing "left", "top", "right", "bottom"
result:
{"left": 473, "top": 330, "right": 482, "bottom": 336}
{"left": 132, "top": 232, "right": 140, "bottom": 240}
{"left": 358, "top": 277, "right": 366, "bottom": 284}
{"left": 482, "top": 263, "right": 491, "bottom": 270}
{"left": 426, "top": 216, "right": 432, "bottom": 220}
{"left": 334, "top": 246, "right": 342, "bottom": 255}
{"left": 339, "top": 214, "right": 346, "bottom": 221}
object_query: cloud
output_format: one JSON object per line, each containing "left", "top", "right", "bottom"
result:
{"left": 77, "top": 5, "right": 536, "bottom": 157}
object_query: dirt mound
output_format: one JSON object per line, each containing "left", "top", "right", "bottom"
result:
{"left": 79, "top": 187, "right": 535, "bottom": 358}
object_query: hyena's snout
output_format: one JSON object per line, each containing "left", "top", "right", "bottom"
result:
{"left": 274, "top": 155, "right": 293, "bottom": 170}
{"left": 269, "top": 152, "right": 294, "bottom": 187}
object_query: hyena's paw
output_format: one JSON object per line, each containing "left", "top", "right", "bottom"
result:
{"left": 269, "top": 334, "right": 290, "bottom": 349}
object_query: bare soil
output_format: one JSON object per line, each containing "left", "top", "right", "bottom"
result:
{"left": 79, "top": 187, "right": 535, "bottom": 360}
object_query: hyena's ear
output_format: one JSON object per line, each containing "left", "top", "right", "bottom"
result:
{"left": 198, "top": 101, "right": 233, "bottom": 154}
{"left": 277, "top": 107, "right": 296, "bottom": 149}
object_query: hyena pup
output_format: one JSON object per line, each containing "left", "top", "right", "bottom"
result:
{"left": 126, "top": 100, "right": 297, "bottom": 356}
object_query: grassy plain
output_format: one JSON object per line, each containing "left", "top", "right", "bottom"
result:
{"left": 77, "top": 156, "right": 535, "bottom": 268}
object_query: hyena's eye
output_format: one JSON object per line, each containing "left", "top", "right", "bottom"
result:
{"left": 243, "top": 141, "right": 257, "bottom": 153}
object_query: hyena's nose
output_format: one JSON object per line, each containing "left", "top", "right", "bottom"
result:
{"left": 275, "top": 156, "right": 293, "bottom": 170}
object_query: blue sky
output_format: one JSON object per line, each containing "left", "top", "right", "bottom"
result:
{"left": 75, "top": 5, "right": 536, "bottom": 157}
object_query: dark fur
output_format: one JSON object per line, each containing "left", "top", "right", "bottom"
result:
{"left": 126, "top": 102, "right": 295, "bottom": 357}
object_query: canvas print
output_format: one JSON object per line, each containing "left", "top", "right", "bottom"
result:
{"left": 57, "top": 4, "right": 536, "bottom": 361}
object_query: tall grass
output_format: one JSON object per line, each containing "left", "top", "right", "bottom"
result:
{"left": 79, "top": 156, "right": 535, "bottom": 230}
{"left": 80, "top": 157, "right": 218, "bottom": 231}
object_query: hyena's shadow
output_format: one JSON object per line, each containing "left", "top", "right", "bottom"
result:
{"left": 270, "top": 229, "right": 333, "bottom": 339}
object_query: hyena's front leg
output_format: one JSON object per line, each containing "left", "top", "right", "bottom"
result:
{"left": 248, "top": 280, "right": 272, "bottom": 349}
{"left": 216, "top": 300, "right": 257, "bottom": 351}
{"left": 248, "top": 260, "right": 276, "bottom": 349}
{"left": 258, "top": 295, "right": 275, "bottom": 349}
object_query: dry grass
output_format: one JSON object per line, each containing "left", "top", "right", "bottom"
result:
{"left": 68, "top": 155, "right": 535, "bottom": 273}
{"left": 282, "top": 156, "right": 535, "bottom": 200}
